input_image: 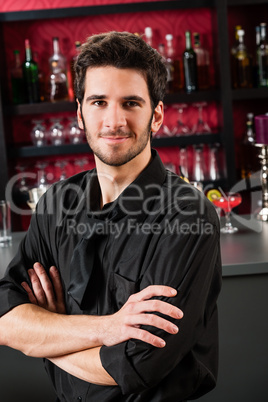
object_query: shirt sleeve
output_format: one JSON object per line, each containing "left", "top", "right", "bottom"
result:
{"left": 0, "top": 189, "right": 57, "bottom": 317}
{"left": 100, "top": 210, "right": 222, "bottom": 395}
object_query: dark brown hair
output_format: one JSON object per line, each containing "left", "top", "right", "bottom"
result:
{"left": 74, "top": 31, "right": 167, "bottom": 110}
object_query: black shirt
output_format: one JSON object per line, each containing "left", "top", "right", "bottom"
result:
{"left": 0, "top": 150, "right": 222, "bottom": 402}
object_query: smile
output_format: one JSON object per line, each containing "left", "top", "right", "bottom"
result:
{"left": 100, "top": 136, "right": 131, "bottom": 144}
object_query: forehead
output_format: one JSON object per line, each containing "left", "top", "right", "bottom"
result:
{"left": 84, "top": 66, "right": 149, "bottom": 96}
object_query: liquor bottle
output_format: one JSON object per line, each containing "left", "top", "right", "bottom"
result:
{"left": 33, "top": 51, "right": 46, "bottom": 102}
{"left": 231, "top": 25, "right": 242, "bottom": 57}
{"left": 158, "top": 43, "right": 171, "bottom": 93}
{"left": 165, "top": 34, "right": 183, "bottom": 92}
{"left": 144, "top": 27, "right": 153, "bottom": 47}
{"left": 165, "top": 34, "right": 175, "bottom": 93}
{"left": 240, "top": 114, "right": 260, "bottom": 179}
{"left": 22, "top": 39, "right": 40, "bottom": 103}
{"left": 233, "top": 29, "right": 252, "bottom": 89}
{"left": 193, "top": 32, "right": 210, "bottom": 90}
{"left": 183, "top": 31, "right": 198, "bottom": 93}
{"left": 231, "top": 25, "right": 242, "bottom": 88}
{"left": 70, "top": 41, "right": 81, "bottom": 100}
{"left": 253, "top": 26, "right": 261, "bottom": 87}
{"left": 10, "top": 50, "right": 25, "bottom": 104}
{"left": 257, "top": 23, "right": 268, "bottom": 87}
{"left": 48, "top": 37, "right": 69, "bottom": 102}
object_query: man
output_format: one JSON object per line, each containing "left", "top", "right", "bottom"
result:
{"left": 0, "top": 31, "right": 221, "bottom": 401}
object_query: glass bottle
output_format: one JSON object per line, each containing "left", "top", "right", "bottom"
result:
{"left": 257, "top": 23, "right": 268, "bottom": 87}
{"left": 233, "top": 29, "right": 252, "bottom": 88}
{"left": 183, "top": 31, "right": 198, "bottom": 93}
{"left": 70, "top": 41, "right": 81, "bottom": 95}
{"left": 166, "top": 34, "right": 183, "bottom": 92}
{"left": 158, "top": 43, "right": 172, "bottom": 93}
{"left": 165, "top": 34, "right": 175, "bottom": 93}
{"left": 240, "top": 114, "right": 260, "bottom": 179}
{"left": 22, "top": 39, "right": 40, "bottom": 103}
{"left": 11, "top": 50, "right": 25, "bottom": 104}
{"left": 253, "top": 26, "right": 261, "bottom": 87}
{"left": 193, "top": 32, "right": 210, "bottom": 90}
{"left": 48, "top": 37, "right": 69, "bottom": 102}
{"left": 144, "top": 27, "right": 153, "bottom": 47}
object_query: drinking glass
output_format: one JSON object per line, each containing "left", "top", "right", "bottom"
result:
{"left": 153, "top": 105, "right": 172, "bottom": 138}
{"left": 0, "top": 200, "right": 12, "bottom": 247}
{"left": 191, "top": 102, "right": 211, "bottom": 134}
{"left": 30, "top": 119, "right": 47, "bottom": 147}
{"left": 35, "top": 161, "right": 49, "bottom": 188}
{"left": 208, "top": 143, "right": 221, "bottom": 181}
{"left": 212, "top": 192, "right": 242, "bottom": 233}
{"left": 55, "top": 160, "right": 67, "bottom": 181}
{"left": 192, "top": 144, "right": 205, "bottom": 182}
{"left": 67, "top": 116, "right": 84, "bottom": 144}
{"left": 172, "top": 103, "right": 190, "bottom": 136}
{"left": 179, "top": 147, "right": 189, "bottom": 178}
{"left": 48, "top": 118, "right": 65, "bottom": 146}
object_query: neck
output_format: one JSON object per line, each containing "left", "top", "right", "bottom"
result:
{"left": 95, "top": 145, "right": 152, "bottom": 208}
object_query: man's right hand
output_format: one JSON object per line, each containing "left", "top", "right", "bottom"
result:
{"left": 22, "top": 263, "right": 183, "bottom": 349}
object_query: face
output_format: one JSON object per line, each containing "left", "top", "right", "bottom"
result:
{"left": 77, "top": 66, "right": 163, "bottom": 167}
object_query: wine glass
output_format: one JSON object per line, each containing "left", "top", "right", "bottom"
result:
{"left": 212, "top": 192, "right": 242, "bottom": 233}
{"left": 172, "top": 103, "right": 190, "bottom": 136}
{"left": 191, "top": 102, "right": 211, "bottom": 134}
{"left": 48, "top": 118, "right": 65, "bottom": 146}
{"left": 30, "top": 119, "right": 47, "bottom": 147}
{"left": 67, "top": 116, "right": 84, "bottom": 144}
{"left": 153, "top": 105, "right": 172, "bottom": 138}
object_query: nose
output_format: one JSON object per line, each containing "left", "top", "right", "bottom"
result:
{"left": 103, "top": 104, "right": 127, "bottom": 131}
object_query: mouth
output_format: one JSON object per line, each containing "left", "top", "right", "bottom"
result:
{"left": 100, "top": 135, "right": 132, "bottom": 144}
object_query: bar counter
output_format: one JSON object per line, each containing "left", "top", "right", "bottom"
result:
{"left": 1, "top": 215, "right": 268, "bottom": 278}
{"left": 0, "top": 216, "right": 267, "bottom": 402}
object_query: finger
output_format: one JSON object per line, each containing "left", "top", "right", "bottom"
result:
{"left": 28, "top": 268, "right": 47, "bottom": 307}
{"left": 127, "top": 299, "right": 183, "bottom": 320}
{"left": 21, "top": 281, "right": 38, "bottom": 305}
{"left": 126, "top": 326, "right": 166, "bottom": 348}
{"left": 128, "top": 313, "right": 179, "bottom": 335}
{"left": 49, "top": 266, "right": 66, "bottom": 314}
{"left": 33, "top": 263, "right": 57, "bottom": 310}
{"left": 128, "top": 285, "right": 177, "bottom": 303}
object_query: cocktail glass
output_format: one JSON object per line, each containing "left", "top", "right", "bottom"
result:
{"left": 212, "top": 192, "right": 242, "bottom": 233}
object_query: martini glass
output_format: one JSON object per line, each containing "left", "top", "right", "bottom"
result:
{"left": 172, "top": 103, "right": 190, "bottom": 136}
{"left": 191, "top": 102, "right": 211, "bottom": 134}
{"left": 212, "top": 192, "right": 242, "bottom": 233}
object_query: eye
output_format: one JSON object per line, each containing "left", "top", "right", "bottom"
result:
{"left": 124, "top": 101, "right": 139, "bottom": 107}
{"left": 93, "top": 100, "right": 106, "bottom": 106}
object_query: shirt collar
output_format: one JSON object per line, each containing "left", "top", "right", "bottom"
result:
{"left": 87, "top": 149, "right": 167, "bottom": 221}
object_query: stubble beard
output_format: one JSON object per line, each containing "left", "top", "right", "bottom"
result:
{"left": 82, "top": 114, "right": 153, "bottom": 167}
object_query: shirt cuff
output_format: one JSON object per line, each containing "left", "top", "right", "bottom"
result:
{"left": 100, "top": 342, "right": 147, "bottom": 395}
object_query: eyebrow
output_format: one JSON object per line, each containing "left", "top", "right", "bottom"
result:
{"left": 85, "top": 95, "right": 146, "bottom": 104}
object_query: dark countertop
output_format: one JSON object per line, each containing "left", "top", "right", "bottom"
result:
{"left": 1, "top": 215, "right": 268, "bottom": 278}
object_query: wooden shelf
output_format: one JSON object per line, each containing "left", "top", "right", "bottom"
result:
{"left": 227, "top": 0, "right": 267, "bottom": 5}
{"left": 232, "top": 88, "right": 268, "bottom": 101}
{"left": 5, "top": 90, "right": 220, "bottom": 117}
{"left": 0, "top": 0, "right": 215, "bottom": 22}
{"left": 9, "top": 133, "right": 222, "bottom": 158}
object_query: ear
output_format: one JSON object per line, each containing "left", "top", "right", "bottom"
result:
{"left": 151, "top": 101, "right": 164, "bottom": 134}
{"left": 76, "top": 99, "right": 84, "bottom": 130}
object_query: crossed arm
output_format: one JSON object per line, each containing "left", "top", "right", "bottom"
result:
{"left": 0, "top": 262, "right": 183, "bottom": 386}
